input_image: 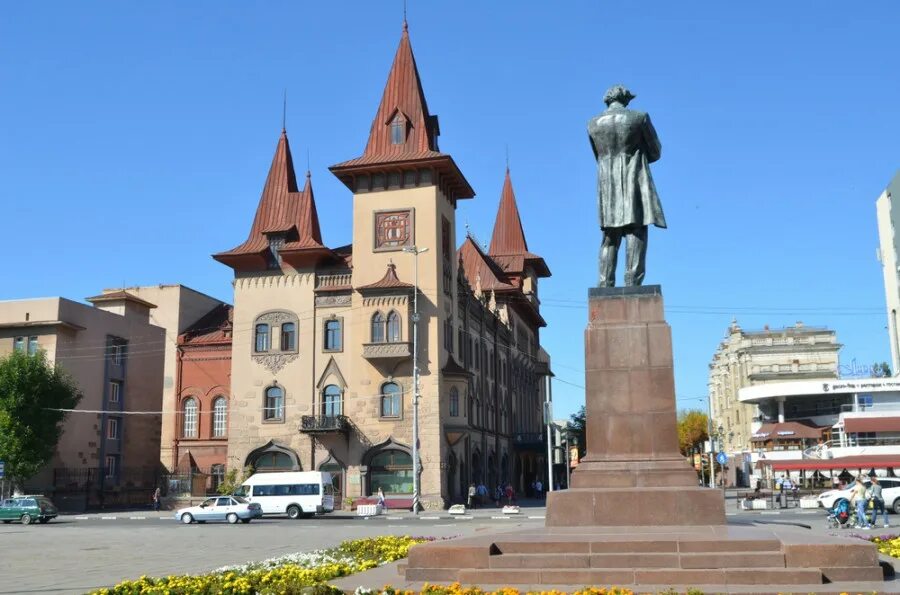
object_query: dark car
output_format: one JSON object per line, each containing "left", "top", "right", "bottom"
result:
{"left": 0, "top": 496, "right": 59, "bottom": 525}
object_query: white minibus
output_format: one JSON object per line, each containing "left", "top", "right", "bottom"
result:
{"left": 235, "top": 471, "right": 335, "bottom": 519}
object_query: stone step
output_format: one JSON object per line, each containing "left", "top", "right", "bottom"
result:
{"left": 489, "top": 552, "right": 784, "bottom": 569}
{"left": 455, "top": 567, "right": 823, "bottom": 586}
{"left": 821, "top": 565, "right": 885, "bottom": 582}
{"left": 492, "top": 538, "right": 782, "bottom": 555}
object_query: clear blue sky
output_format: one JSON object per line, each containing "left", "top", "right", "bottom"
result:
{"left": 2, "top": 2, "right": 898, "bottom": 419}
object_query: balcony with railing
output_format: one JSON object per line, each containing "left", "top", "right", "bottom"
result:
{"left": 362, "top": 342, "right": 412, "bottom": 360}
{"left": 315, "top": 272, "right": 352, "bottom": 291}
{"left": 300, "top": 415, "right": 350, "bottom": 434}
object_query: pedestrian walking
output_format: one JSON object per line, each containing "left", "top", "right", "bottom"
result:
{"left": 376, "top": 487, "right": 386, "bottom": 509}
{"left": 494, "top": 485, "right": 503, "bottom": 507}
{"left": 477, "top": 482, "right": 488, "bottom": 506}
{"left": 505, "top": 483, "right": 515, "bottom": 505}
{"left": 869, "top": 476, "right": 888, "bottom": 528}
{"left": 467, "top": 483, "right": 477, "bottom": 509}
{"left": 851, "top": 476, "right": 872, "bottom": 529}
{"left": 535, "top": 479, "right": 543, "bottom": 500}
{"left": 152, "top": 486, "right": 161, "bottom": 512}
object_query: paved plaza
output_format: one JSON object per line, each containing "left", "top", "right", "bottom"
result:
{"left": 0, "top": 503, "right": 884, "bottom": 595}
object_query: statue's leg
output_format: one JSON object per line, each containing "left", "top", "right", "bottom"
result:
{"left": 623, "top": 225, "right": 648, "bottom": 286}
{"left": 599, "top": 228, "right": 622, "bottom": 287}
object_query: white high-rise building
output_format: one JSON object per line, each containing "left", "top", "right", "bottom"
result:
{"left": 876, "top": 170, "right": 900, "bottom": 375}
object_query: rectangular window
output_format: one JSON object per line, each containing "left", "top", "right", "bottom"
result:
{"left": 281, "top": 322, "right": 296, "bottom": 351}
{"left": 109, "top": 343, "right": 125, "bottom": 365}
{"left": 27, "top": 336, "right": 38, "bottom": 355}
{"left": 107, "top": 417, "right": 119, "bottom": 440}
{"left": 255, "top": 324, "right": 270, "bottom": 352}
{"left": 109, "top": 381, "right": 121, "bottom": 404}
{"left": 324, "top": 319, "right": 342, "bottom": 351}
{"left": 381, "top": 394, "right": 402, "bottom": 418}
{"left": 105, "top": 455, "right": 118, "bottom": 479}
{"left": 13, "top": 337, "right": 25, "bottom": 352}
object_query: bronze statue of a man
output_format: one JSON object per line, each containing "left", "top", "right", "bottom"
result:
{"left": 588, "top": 85, "right": 666, "bottom": 287}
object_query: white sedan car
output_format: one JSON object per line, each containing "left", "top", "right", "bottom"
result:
{"left": 817, "top": 478, "right": 900, "bottom": 512}
{"left": 175, "top": 495, "right": 263, "bottom": 524}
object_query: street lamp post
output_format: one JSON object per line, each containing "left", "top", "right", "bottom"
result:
{"left": 403, "top": 246, "right": 428, "bottom": 514}
{"left": 707, "top": 395, "right": 716, "bottom": 489}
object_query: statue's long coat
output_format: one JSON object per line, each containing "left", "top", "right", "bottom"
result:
{"left": 588, "top": 105, "right": 667, "bottom": 230}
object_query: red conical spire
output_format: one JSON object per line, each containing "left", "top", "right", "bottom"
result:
{"left": 489, "top": 169, "right": 529, "bottom": 255}
{"left": 291, "top": 171, "right": 324, "bottom": 248}
{"left": 361, "top": 22, "right": 438, "bottom": 159}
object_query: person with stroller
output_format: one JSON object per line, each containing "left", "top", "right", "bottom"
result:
{"left": 851, "top": 476, "right": 872, "bottom": 530}
{"left": 869, "top": 476, "right": 889, "bottom": 529}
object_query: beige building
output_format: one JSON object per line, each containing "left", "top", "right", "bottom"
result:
{"left": 708, "top": 320, "right": 841, "bottom": 454}
{"left": 0, "top": 292, "right": 165, "bottom": 507}
{"left": 212, "top": 24, "right": 551, "bottom": 508}
{"left": 876, "top": 170, "right": 900, "bottom": 374}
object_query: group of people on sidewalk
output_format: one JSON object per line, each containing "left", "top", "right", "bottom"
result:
{"left": 467, "top": 482, "right": 518, "bottom": 509}
{"left": 850, "top": 475, "right": 889, "bottom": 530}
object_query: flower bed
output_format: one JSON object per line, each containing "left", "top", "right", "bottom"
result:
{"left": 357, "top": 586, "right": 699, "bottom": 595}
{"left": 90, "top": 536, "right": 429, "bottom": 595}
{"left": 860, "top": 532, "right": 900, "bottom": 557}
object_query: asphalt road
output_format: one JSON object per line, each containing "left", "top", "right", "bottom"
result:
{"left": 0, "top": 507, "right": 892, "bottom": 595}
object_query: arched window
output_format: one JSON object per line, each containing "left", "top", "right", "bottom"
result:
{"left": 264, "top": 386, "right": 284, "bottom": 421}
{"left": 212, "top": 396, "right": 227, "bottom": 437}
{"left": 369, "top": 449, "right": 413, "bottom": 494}
{"left": 255, "top": 323, "right": 270, "bottom": 352}
{"left": 390, "top": 115, "right": 405, "bottom": 145}
{"left": 281, "top": 322, "right": 296, "bottom": 351}
{"left": 449, "top": 387, "right": 459, "bottom": 417}
{"left": 322, "top": 384, "right": 342, "bottom": 417}
{"left": 252, "top": 451, "right": 295, "bottom": 472}
{"left": 386, "top": 311, "right": 401, "bottom": 342}
{"left": 371, "top": 312, "right": 386, "bottom": 343}
{"left": 182, "top": 398, "right": 198, "bottom": 438}
{"left": 380, "top": 382, "right": 402, "bottom": 418}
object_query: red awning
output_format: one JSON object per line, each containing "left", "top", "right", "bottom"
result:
{"left": 844, "top": 417, "right": 900, "bottom": 434}
{"left": 766, "top": 454, "right": 900, "bottom": 471}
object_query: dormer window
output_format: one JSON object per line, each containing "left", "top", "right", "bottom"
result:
{"left": 390, "top": 114, "right": 405, "bottom": 145}
{"left": 267, "top": 233, "right": 285, "bottom": 269}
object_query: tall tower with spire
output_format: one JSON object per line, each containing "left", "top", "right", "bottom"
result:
{"left": 330, "top": 21, "right": 474, "bottom": 509}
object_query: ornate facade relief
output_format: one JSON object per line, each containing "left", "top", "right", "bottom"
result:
{"left": 252, "top": 352, "right": 298, "bottom": 374}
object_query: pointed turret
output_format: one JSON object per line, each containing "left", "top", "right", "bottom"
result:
{"left": 489, "top": 169, "right": 529, "bottom": 256}
{"left": 214, "top": 130, "right": 334, "bottom": 270}
{"left": 486, "top": 169, "right": 551, "bottom": 279}
{"left": 330, "top": 22, "right": 473, "bottom": 203}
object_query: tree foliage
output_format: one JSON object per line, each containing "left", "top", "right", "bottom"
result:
{"left": 677, "top": 409, "right": 709, "bottom": 455}
{"left": 567, "top": 405, "right": 586, "bottom": 457}
{"left": 217, "top": 465, "right": 254, "bottom": 495}
{"left": 873, "top": 361, "right": 892, "bottom": 378}
{"left": 0, "top": 351, "right": 82, "bottom": 488}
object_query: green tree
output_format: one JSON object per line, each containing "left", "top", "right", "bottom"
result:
{"left": 0, "top": 350, "right": 82, "bottom": 490}
{"left": 872, "top": 361, "right": 892, "bottom": 378}
{"left": 677, "top": 409, "right": 709, "bottom": 456}
{"left": 567, "top": 406, "right": 586, "bottom": 458}
{"left": 216, "top": 465, "right": 254, "bottom": 495}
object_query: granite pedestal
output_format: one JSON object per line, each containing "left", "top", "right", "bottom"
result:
{"left": 547, "top": 286, "right": 725, "bottom": 526}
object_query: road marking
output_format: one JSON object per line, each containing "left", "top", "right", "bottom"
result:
{"left": 436, "top": 523, "right": 453, "bottom": 527}
{"left": 797, "top": 511, "right": 817, "bottom": 515}
{"left": 454, "top": 516, "right": 474, "bottom": 520}
{"left": 725, "top": 512, "right": 737, "bottom": 516}
{"left": 386, "top": 517, "right": 405, "bottom": 521}
{"left": 527, "top": 515, "right": 545, "bottom": 519}
{"left": 760, "top": 511, "right": 781, "bottom": 515}
{"left": 420, "top": 516, "right": 441, "bottom": 520}
{"left": 101, "top": 516, "right": 117, "bottom": 520}
{"left": 129, "top": 516, "right": 146, "bottom": 520}
{"left": 158, "top": 516, "right": 171, "bottom": 520}
{"left": 491, "top": 516, "right": 512, "bottom": 519}
{"left": 74, "top": 516, "right": 89, "bottom": 520}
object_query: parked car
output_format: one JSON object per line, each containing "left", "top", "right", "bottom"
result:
{"left": 174, "top": 495, "right": 262, "bottom": 524}
{"left": 817, "top": 478, "right": 900, "bottom": 512}
{"left": 0, "top": 495, "right": 58, "bottom": 525}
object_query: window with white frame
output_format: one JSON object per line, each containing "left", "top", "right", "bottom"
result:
{"left": 182, "top": 397, "right": 198, "bottom": 438}
{"left": 380, "top": 382, "right": 402, "bottom": 418}
{"left": 280, "top": 322, "right": 296, "bottom": 351}
{"left": 105, "top": 455, "right": 118, "bottom": 479}
{"left": 264, "top": 386, "right": 284, "bottom": 421}
{"left": 386, "top": 311, "right": 401, "bottom": 342}
{"left": 109, "top": 381, "right": 121, "bottom": 404}
{"left": 212, "top": 396, "right": 227, "bottom": 437}
{"left": 324, "top": 319, "right": 342, "bottom": 351}
{"left": 255, "top": 323, "right": 270, "bottom": 352}
{"left": 107, "top": 417, "right": 119, "bottom": 440}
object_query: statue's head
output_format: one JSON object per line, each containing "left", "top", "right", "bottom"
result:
{"left": 603, "top": 85, "right": 635, "bottom": 107}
